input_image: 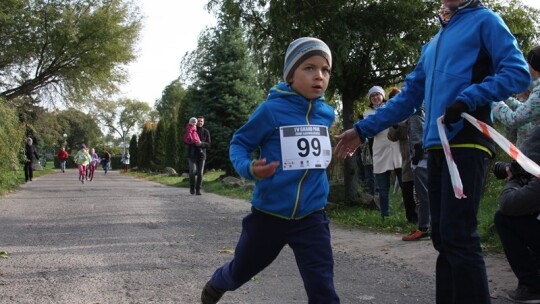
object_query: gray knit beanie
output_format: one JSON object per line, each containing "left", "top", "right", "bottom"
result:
{"left": 283, "top": 37, "right": 332, "bottom": 83}
{"left": 189, "top": 117, "right": 197, "bottom": 125}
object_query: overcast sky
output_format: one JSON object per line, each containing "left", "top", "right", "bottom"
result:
{"left": 120, "top": 1, "right": 216, "bottom": 106}
{"left": 120, "top": 0, "right": 540, "bottom": 108}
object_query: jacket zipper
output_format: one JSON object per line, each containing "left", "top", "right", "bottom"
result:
{"left": 291, "top": 100, "right": 314, "bottom": 219}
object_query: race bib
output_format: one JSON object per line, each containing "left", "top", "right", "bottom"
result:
{"left": 280, "top": 125, "right": 332, "bottom": 170}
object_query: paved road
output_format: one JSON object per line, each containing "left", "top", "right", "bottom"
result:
{"left": 0, "top": 170, "right": 513, "bottom": 303}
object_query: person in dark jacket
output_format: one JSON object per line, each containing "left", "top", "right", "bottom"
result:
{"left": 187, "top": 116, "right": 211, "bottom": 195}
{"left": 494, "top": 125, "right": 540, "bottom": 303}
{"left": 335, "top": 1, "right": 530, "bottom": 302}
{"left": 24, "top": 137, "right": 40, "bottom": 182}
{"left": 100, "top": 150, "right": 111, "bottom": 174}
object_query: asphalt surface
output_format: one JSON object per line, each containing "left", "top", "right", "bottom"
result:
{"left": 0, "top": 169, "right": 514, "bottom": 303}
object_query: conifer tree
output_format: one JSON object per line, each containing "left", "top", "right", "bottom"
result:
{"left": 165, "top": 121, "right": 180, "bottom": 171}
{"left": 129, "top": 134, "right": 138, "bottom": 167}
{"left": 183, "top": 19, "right": 264, "bottom": 176}
{"left": 137, "top": 122, "right": 155, "bottom": 170}
{"left": 153, "top": 121, "right": 166, "bottom": 168}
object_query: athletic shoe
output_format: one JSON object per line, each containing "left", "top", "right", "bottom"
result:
{"left": 201, "top": 281, "right": 225, "bottom": 304}
{"left": 507, "top": 285, "right": 540, "bottom": 303}
{"left": 402, "top": 229, "right": 429, "bottom": 241}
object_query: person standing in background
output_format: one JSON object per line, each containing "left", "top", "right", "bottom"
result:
{"left": 364, "top": 85, "right": 402, "bottom": 218}
{"left": 24, "top": 137, "right": 39, "bottom": 182}
{"left": 188, "top": 116, "right": 211, "bottom": 195}
{"left": 101, "top": 150, "right": 111, "bottom": 174}
{"left": 57, "top": 146, "right": 69, "bottom": 173}
{"left": 387, "top": 87, "right": 417, "bottom": 224}
{"left": 122, "top": 152, "right": 130, "bottom": 173}
{"left": 493, "top": 45, "right": 540, "bottom": 148}
{"left": 402, "top": 107, "right": 431, "bottom": 241}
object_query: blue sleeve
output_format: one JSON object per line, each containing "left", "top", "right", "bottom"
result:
{"left": 229, "top": 102, "right": 275, "bottom": 180}
{"left": 457, "top": 12, "right": 530, "bottom": 111}
{"left": 355, "top": 53, "right": 426, "bottom": 139}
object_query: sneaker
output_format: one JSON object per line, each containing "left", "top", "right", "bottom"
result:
{"left": 201, "top": 281, "right": 224, "bottom": 304}
{"left": 507, "top": 285, "right": 540, "bottom": 303}
{"left": 402, "top": 229, "right": 429, "bottom": 241}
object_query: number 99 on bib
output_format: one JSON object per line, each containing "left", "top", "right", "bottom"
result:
{"left": 279, "top": 125, "right": 332, "bottom": 171}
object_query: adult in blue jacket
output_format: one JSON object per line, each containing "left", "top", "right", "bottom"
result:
{"left": 335, "top": 0, "right": 530, "bottom": 303}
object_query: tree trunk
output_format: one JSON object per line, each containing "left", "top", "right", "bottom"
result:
{"left": 341, "top": 92, "right": 359, "bottom": 203}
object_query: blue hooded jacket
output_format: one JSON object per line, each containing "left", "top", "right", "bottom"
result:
{"left": 354, "top": 5, "right": 530, "bottom": 155}
{"left": 229, "top": 82, "right": 335, "bottom": 219}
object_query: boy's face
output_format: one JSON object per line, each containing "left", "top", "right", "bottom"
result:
{"left": 289, "top": 55, "right": 330, "bottom": 100}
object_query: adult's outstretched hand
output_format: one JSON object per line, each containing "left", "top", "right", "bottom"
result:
{"left": 334, "top": 128, "right": 362, "bottom": 159}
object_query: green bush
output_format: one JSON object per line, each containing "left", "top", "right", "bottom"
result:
{"left": 0, "top": 102, "right": 25, "bottom": 189}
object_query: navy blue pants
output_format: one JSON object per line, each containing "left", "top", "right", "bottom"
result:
{"left": 428, "top": 149, "right": 491, "bottom": 304}
{"left": 210, "top": 208, "right": 340, "bottom": 304}
{"left": 494, "top": 211, "right": 540, "bottom": 291}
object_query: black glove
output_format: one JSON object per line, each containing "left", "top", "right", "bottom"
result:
{"left": 443, "top": 101, "right": 468, "bottom": 129}
{"left": 411, "top": 143, "right": 424, "bottom": 165}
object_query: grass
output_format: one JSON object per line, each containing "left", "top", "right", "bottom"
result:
{"left": 327, "top": 181, "right": 504, "bottom": 253}
{"left": 127, "top": 169, "right": 253, "bottom": 201}
{"left": 127, "top": 169, "right": 505, "bottom": 252}
{"left": 0, "top": 166, "right": 53, "bottom": 196}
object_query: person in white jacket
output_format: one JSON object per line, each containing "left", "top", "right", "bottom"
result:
{"left": 364, "top": 86, "right": 402, "bottom": 217}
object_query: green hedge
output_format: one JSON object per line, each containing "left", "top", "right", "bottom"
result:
{"left": 0, "top": 102, "right": 25, "bottom": 190}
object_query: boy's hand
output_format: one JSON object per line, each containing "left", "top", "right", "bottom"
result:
{"left": 334, "top": 129, "right": 362, "bottom": 159}
{"left": 252, "top": 158, "right": 280, "bottom": 178}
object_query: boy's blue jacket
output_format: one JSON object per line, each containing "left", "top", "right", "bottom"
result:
{"left": 354, "top": 5, "right": 530, "bottom": 155}
{"left": 230, "top": 82, "right": 334, "bottom": 219}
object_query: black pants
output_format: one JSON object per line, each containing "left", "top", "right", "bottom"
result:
{"left": 401, "top": 180, "right": 417, "bottom": 224}
{"left": 494, "top": 210, "right": 540, "bottom": 291}
{"left": 24, "top": 162, "right": 33, "bottom": 182}
{"left": 188, "top": 158, "right": 206, "bottom": 193}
